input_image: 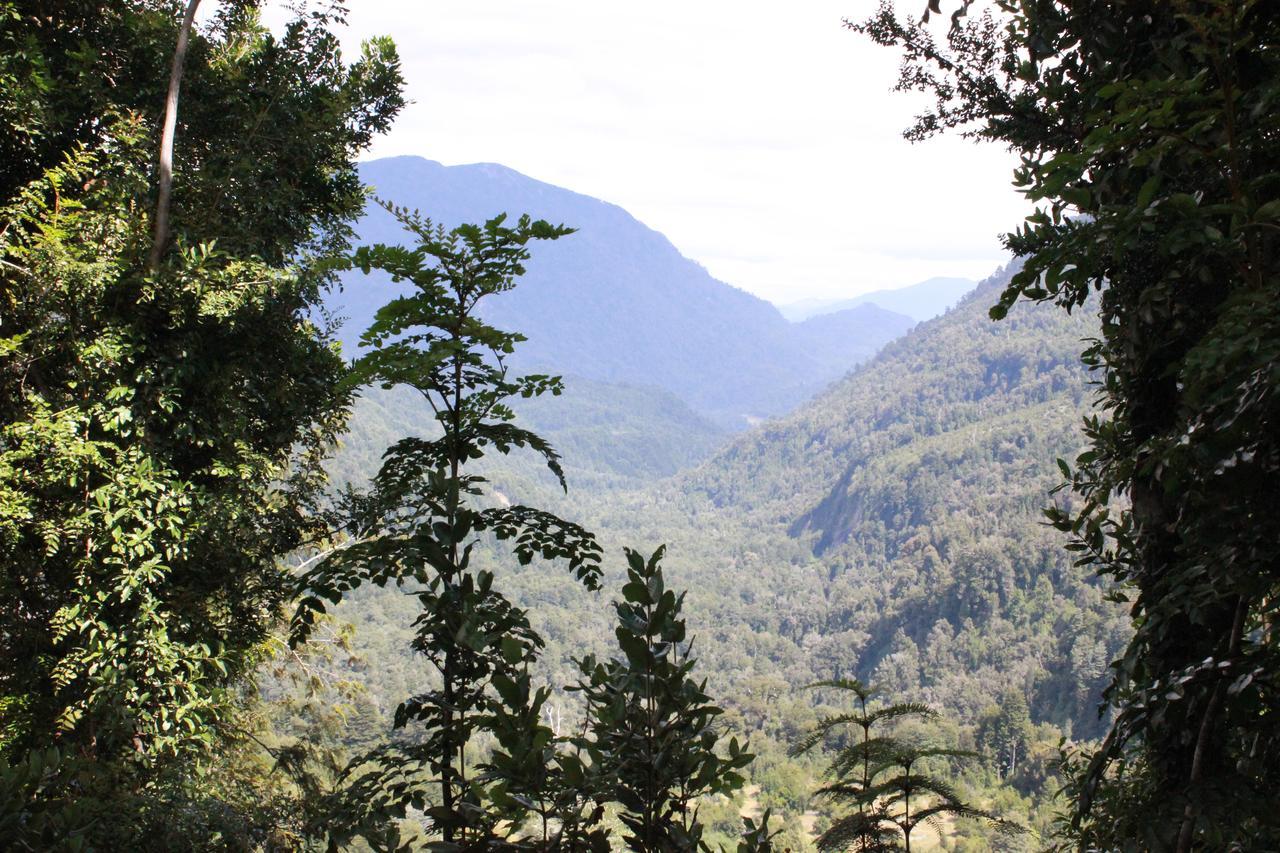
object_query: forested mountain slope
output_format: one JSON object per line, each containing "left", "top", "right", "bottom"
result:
{"left": 329, "top": 376, "right": 726, "bottom": 492}
{"left": 323, "top": 259, "right": 1129, "bottom": 846}
{"left": 335, "top": 263, "right": 1129, "bottom": 749}
{"left": 642, "top": 266, "right": 1129, "bottom": 737}
{"left": 325, "top": 156, "right": 915, "bottom": 428}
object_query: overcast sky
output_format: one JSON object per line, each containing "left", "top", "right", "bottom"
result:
{"left": 255, "top": 1, "right": 1027, "bottom": 305}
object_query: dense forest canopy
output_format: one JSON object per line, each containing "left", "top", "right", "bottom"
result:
{"left": 0, "top": 0, "right": 404, "bottom": 845}
{"left": 1, "top": 0, "right": 1277, "bottom": 850}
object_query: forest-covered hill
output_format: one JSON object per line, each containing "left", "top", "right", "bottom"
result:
{"left": 335, "top": 263, "right": 1127, "bottom": 746}
{"left": 660, "top": 268, "right": 1128, "bottom": 736}
{"left": 330, "top": 376, "right": 727, "bottom": 492}
{"left": 321, "top": 258, "right": 1128, "bottom": 844}
{"left": 325, "top": 156, "right": 916, "bottom": 428}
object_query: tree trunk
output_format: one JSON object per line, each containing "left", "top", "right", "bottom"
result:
{"left": 149, "top": 0, "right": 201, "bottom": 271}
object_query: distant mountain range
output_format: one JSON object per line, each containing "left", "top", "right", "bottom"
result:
{"left": 777, "top": 276, "right": 977, "bottom": 323}
{"left": 325, "top": 156, "right": 916, "bottom": 429}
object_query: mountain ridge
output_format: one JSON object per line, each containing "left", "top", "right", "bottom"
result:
{"left": 607, "top": 266, "right": 1128, "bottom": 734}
{"left": 326, "top": 156, "right": 916, "bottom": 428}
{"left": 779, "top": 276, "right": 977, "bottom": 323}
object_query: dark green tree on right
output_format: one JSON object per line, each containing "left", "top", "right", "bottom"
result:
{"left": 852, "top": 1, "right": 1279, "bottom": 848}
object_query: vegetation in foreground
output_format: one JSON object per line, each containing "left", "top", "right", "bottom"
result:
{"left": 1, "top": 0, "right": 1276, "bottom": 849}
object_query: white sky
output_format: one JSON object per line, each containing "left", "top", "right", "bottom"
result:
{"left": 254, "top": 1, "right": 1028, "bottom": 304}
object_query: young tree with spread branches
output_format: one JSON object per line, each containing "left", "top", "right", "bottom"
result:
{"left": 793, "top": 680, "right": 1014, "bottom": 852}
{"left": 290, "top": 205, "right": 606, "bottom": 848}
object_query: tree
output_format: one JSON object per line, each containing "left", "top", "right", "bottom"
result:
{"left": 850, "top": 1, "right": 1280, "bottom": 846}
{"left": 1, "top": 0, "right": 403, "bottom": 263}
{"left": 573, "top": 546, "right": 754, "bottom": 851}
{"left": 0, "top": 1, "right": 402, "bottom": 845}
{"left": 480, "top": 664, "right": 612, "bottom": 851}
{"left": 976, "top": 691, "right": 1032, "bottom": 781}
{"left": 290, "top": 204, "right": 605, "bottom": 848}
{"left": 793, "top": 680, "right": 1013, "bottom": 852}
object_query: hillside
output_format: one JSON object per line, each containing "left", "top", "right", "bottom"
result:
{"left": 325, "top": 156, "right": 916, "bottom": 428}
{"left": 328, "top": 376, "right": 726, "bottom": 492}
{"left": 325, "top": 259, "right": 1129, "bottom": 845}
{"left": 491, "top": 264, "right": 1128, "bottom": 737}
{"left": 335, "top": 263, "right": 1127, "bottom": 743}
{"left": 640, "top": 266, "right": 1128, "bottom": 735}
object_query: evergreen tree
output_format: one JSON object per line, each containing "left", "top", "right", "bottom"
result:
{"left": 793, "top": 680, "right": 1013, "bottom": 852}
{"left": 976, "top": 690, "right": 1032, "bottom": 781}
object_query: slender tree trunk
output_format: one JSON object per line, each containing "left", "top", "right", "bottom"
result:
{"left": 859, "top": 697, "right": 870, "bottom": 849}
{"left": 644, "top": 598, "right": 658, "bottom": 847}
{"left": 441, "top": 653, "right": 456, "bottom": 844}
{"left": 438, "top": 295, "right": 467, "bottom": 845}
{"left": 149, "top": 0, "right": 201, "bottom": 271}
{"left": 903, "top": 789, "right": 911, "bottom": 853}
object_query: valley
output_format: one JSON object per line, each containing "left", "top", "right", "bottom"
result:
{"left": 8, "top": 5, "right": 1273, "bottom": 849}
{"left": 319, "top": 162, "right": 1129, "bottom": 847}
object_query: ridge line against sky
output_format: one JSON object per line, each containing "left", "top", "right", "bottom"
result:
{"left": 245, "top": 0, "right": 1027, "bottom": 304}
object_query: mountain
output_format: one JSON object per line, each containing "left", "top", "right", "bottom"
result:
{"left": 327, "top": 376, "right": 726, "bottom": 493}
{"left": 325, "top": 156, "right": 916, "bottom": 428}
{"left": 335, "top": 257, "right": 1126, "bottom": 732}
{"left": 778, "top": 276, "right": 977, "bottom": 322}
{"left": 646, "top": 265, "right": 1127, "bottom": 735}
{"left": 330, "top": 259, "right": 1127, "bottom": 839}
{"left": 789, "top": 304, "right": 916, "bottom": 378}
{"left": 335, "top": 259, "right": 1127, "bottom": 739}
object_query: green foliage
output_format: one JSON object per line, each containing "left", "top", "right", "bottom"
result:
{"left": 794, "top": 679, "right": 1016, "bottom": 852}
{"left": 0, "top": 127, "right": 351, "bottom": 851}
{"left": 0, "top": 125, "right": 343, "bottom": 761}
{"left": 738, "top": 808, "right": 784, "bottom": 852}
{"left": 573, "top": 546, "right": 753, "bottom": 851}
{"left": 974, "top": 691, "right": 1032, "bottom": 784}
{"left": 0, "top": 0, "right": 403, "bottom": 263}
{"left": 480, "top": 665, "right": 612, "bottom": 851}
{"left": 0, "top": 2, "right": 403, "bottom": 845}
{"left": 327, "top": 266, "right": 1127, "bottom": 847}
{"left": 291, "top": 204, "right": 608, "bottom": 848}
{"left": 851, "top": 0, "right": 1280, "bottom": 846}
{"left": 0, "top": 748, "right": 92, "bottom": 852}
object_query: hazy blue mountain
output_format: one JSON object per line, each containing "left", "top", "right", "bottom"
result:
{"left": 778, "top": 276, "right": 977, "bottom": 322}
{"left": 792, "top": 303, "right": 916, "bottom": 372}
{"left": 325, "top": 156, "right": 915, "bottom": 428}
